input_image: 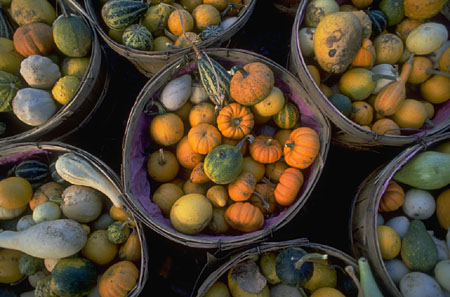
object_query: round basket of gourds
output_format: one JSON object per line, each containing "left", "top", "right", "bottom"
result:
{"left": 0, "top": 0, "right": 109, "bottom": 145}
{"left": 350, "top": 131, "right": 450, "bottom": 296}
{"left": 289, "top": 0, "right": 450, "bottom": 150}
{"left": 194, "top": 238, "right": 371, "bottom": 297}
{"left": 121, "top": 47, "right": 331, "bottom": 250}
{"left": 0, "top": 142, "right": 148, "bottom": 297}
{"left": 84, "top": 0, "right": 256, "bottom": 77}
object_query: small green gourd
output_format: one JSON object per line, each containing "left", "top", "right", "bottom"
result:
{"left": 19, "top": 254, "right": 44, "bottom": 276}
{"left": 106, "top": 221, "right": 131, "bottom": 244}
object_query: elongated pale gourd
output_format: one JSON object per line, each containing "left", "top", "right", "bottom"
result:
{"left": 55, "top": 153, "right": 124, "bottom": 208}
{"left": 0, "top": 219, "right": 87, "bottom": 259}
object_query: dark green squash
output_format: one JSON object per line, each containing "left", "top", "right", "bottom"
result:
{"left": 0, "top": 8, "right": 14, "bottom": 39}
{"left": 272, "top": 102, "right": 300, "bottom": 129}
{"left": 122, "top": 24, "right": 153, "bottom": 51}
{"left": 367, "top": 10, "right": 388, "bottom": 38}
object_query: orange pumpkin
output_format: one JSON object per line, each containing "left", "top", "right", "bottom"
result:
{"left": 351, "top": 38, "right": 376, "bottom": 68}
{"left": 146, "top": 149, "right": 180, "bottom": 182}
{"left": 250, "top": 183, "right": 276, "bottom": 215}
{"left": 249, "top": 135, "right": 282, "bottom": 164}
{"left": 190, "top": 162, "right": 210, "bottom": 183}
{"left": 228, "top": 171, "right": 257, "bottom": 202}
{"left": 284, "top": 127, "right": 320, "bottom": 169}
{"left": 149, "top": 102, "right": 185, "bottom": 146}
{"left": 265, "top": 160, "right": 289, "bottom": 183}
{"left": 187, "top": 123, "right": 222, "bottom": 154}
{"left": 13, "top": 22, "right": 55, "bottom": 57}
{"left": 98, "top": 261, "right": 139, "bottom": 297}
{"left": 224, "top": 202, "right": 264, "bottom": 232}
{"left": 274, "top": 167, "right": 304, "bottom": 206}
{"left": 216, "top": 102, "right": 254, "bottom": 139}
{"left": 176, "top": 135, "right": 205, "bottom": 169}
{"left": 230, "top": 62, "right": 275, "bottom": 106}
{"left": 189, "top": 102, "right": 216, "bottom": 126}
{"left": 378, "top": 180, "right": 405, "bottom": 212}
{"left": 350, "top": 101, "right": 374, "bottom": 126}
{"left": 371, "top": 118, "right": 401, "bottom": 135}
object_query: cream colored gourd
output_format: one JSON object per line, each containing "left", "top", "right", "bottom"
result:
{"left": 12, "top": 88, "right": 57, "bottom": 126}
{"left": 0, "top": 205, "right": 27, "bottom": 219}
{"left": 0, "top": 219, "right": 87, "bottom": 259}
{"left": 159, "top": 74, "right": 192, "bottom": 111}
{"left": 406, "top": 22, "right": 448, "bottom": 55}
{"left": 19, "top": 55, "right": 61, "bottom": 89}
{"left": 60, "top": 185, "right": 104, "bottom": 223}
{"left": 189, "top": 82, "right": 209, "bottom": 104}
{"left": 371, "top": 64, "right": 400, "bottom": 94}
{"left": 298, "top": 27, "right": 315, "bottom": 58}
{"left": 55, "top": 153, "right": 124, "bottom": 208}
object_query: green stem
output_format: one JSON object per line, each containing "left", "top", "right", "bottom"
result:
{"left": 261, "top": 177, "right": 276, "bottom": 187}
{"left": 158, "top": 148, "right": 166, "bottom": 165}
{"left": 233, "top": 65, "right": 249, "bottom": 78}
{"left": 425, "top": 68, "right": 450, "bottom": 78}
{"left": 294, "top": 252, "right": 328, "bottom": 270}
{"left": 252, "top": 191, "right": 270, "bottom": 210}
{"left": 236, "top": 134, "right": 254, "bottom": 151}
{"left": 58, "top": 0, "right": 70, "bottom": 18}
{"left": 163, "top": 28, "right": 178, "bottom": 42}
{"left": 220, "top": 3, "right": 238, "bottom": 18}
{"left": 49, "top": 197, "right": 64, "bottom": 205}
{"left": 145, "top": 100, "right": 166, "bottom": 115}
{"left": 372, "top": 74, "right": 398, "bottom": 81}
{"left": 424, "top": 119, "right": 435, "bottom": 128}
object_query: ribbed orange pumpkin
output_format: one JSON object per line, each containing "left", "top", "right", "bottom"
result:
{"left": 250, "top": 183, "right": 276, "bottom": 215}
{"left": 249, "top": 135, "right": 282, "bottom": 164}
{"left": 216, "top": 102, "right": 254, "bottom": 139}
{"left": 13, "top": 22, "right": 55, "bottom": 57}
{"left": 374, "top": 54, "right": 414, "bottom": 116}
{"left": 230, "top": 62, "right": 275, "bottom": 106}
{"left": 378, "top": 180, "right": 405, "bottom": 212}
{"left": 228, "top": 171, "right": 257, "bottom": 202}
{"left": 224, "top": 202, "right": 264, "bottom": 232}
{"left": 98, "top": 261, "right": 139, "bottom": 297}
{"left": 188, "top": 123, "right": 222, "bottom": 155}
{"left": 284, "top": 127, "right": 320, "bottom": 169}
{"left": 274, "top": 167, "right": 304, "bottom": 206}
{"left": 351, "top": 38, "right": 376, "bottom": 68}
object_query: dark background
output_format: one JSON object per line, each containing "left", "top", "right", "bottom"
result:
{"left": 62, "top": 1, "right": 404, "bottom": 296}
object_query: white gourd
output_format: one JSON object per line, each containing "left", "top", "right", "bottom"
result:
{"left": 376, "top": 213, "right": 384, "bottom": 226}
{"left": 12, "top": 88, "right": 57, "bottom": 126}
{"left": 60, "top": 185, "right": 103, "bottom": 223}
{"left": 0, "top": 219, "right": 87, "bottom": 259}
{"left": 428, "top": 232, "right": 449, "bottom": 261}
{"left": 220, "top": 17, "right": 238, "bottom": 31}
{"left": 384, "top": 259, "right": 409, "bottom": 285}
{"left": 371, "top": 64, "right": 400, "bottom": 94}
{"left": 159, "top": 74, "right": 192, "bottom": 111}
{"left": 189, "top": 82, "right": 209, "bottom": 104}
{"left": 270, "top": 283, "right": 302, "bottom": 297}
{"left": 32, "top": 201, "right": 61, "bottom": 223}
{"left": 298, "top": 27, "right": 315, "bottom": 58}
{"left": 20, "top": 55, "right": 61, "bottom": 89}
{"left": 402, "top": 189, "right": 436, "bottom": 220}
{"left": 16, "top": 214, "right": 36, "bottom": 231}
{"left": 400, "top": 272, "right": 444, "bottom": 297}
{"left": 55, "top": 152, "right": 124, "bottom": 208}
{"left": 435, "top": 260, "right": 450, "bottom": 292}
{"left": 28, "top": 270, "right": 48, "bottom": 288}
{"left": 385, "top": 216, "right": 410, "bottom": 238}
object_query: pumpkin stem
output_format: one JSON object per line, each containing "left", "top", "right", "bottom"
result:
{"left": 252, "top": 191, "right": 270, "bottom": 210}
{"left": 232, "top": 117, "right": 242, "bottom": 126}
{"left": 372, "top": 74, "right": 398, "bottom": 81}
{"left": 294, "top": 253, "right": 328, "bottom": 270}
{"left": 158, "top": 148, "right": 166, "bottom": 165}
{"left": 264, "top": 138, "right": 273, "bottom": 146}
{"left": 163, "top": 28, "right": 178, "bottom": 42}
{"left": 236, "top": 134, "right": 254, "bottom": 150}
{"left": 345, "top": 265, "right": 365, "bottom": 297}
{"left": 232, "top": 65, "right": 249, "bottom": 78}
{"left": 284, "top": 141, "right": 295, "bottom": 150}
{"left": 425, "top": 68, "right": 450, "bottom": 78}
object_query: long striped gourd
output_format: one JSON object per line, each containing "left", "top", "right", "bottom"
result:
{"left": 0, "top": 71, "right": 22, "bottom": 112}
{"left": 101, "top": 0, "right": 148, "bottom": 30}
{"left": 0, "top": 8, "right": 13, "bottom": 39}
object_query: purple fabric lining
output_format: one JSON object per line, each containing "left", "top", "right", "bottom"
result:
{"left": 128, "top": 61, "right": 323, "bottom": 239}
{"left": 0, "top": 150, "right": 49, "bottom": 167}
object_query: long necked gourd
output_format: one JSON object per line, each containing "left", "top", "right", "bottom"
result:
{"left": 55, "top": 153, "right": 124, "bottom": 208}
{"left": 0, "top": 219, "right": 87, "bottom": 259}
{"left": 358, "top": 257, "right": 384, "bottom": 297}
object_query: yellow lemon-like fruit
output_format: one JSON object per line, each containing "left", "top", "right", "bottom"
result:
{"left": 253, "top": 87, "right": 286, "bottom": 117}
{"left": 170, "top": 193, "right": 213, "bottom": 235}
{"left": 61, "top": 57, "right": 90, "bottom": 80}
{"left": 0, "top": 38, "right": 24, "bottom": 74}
{"left": 304, "top": 259, "right": 337, "bottom": 291}
{"left": 377, "top": 225, "right": 401, "bottom": 260}
{"left": 81, "top": 230, "right": 118, "bottom": 266}
{"left": 152, "top": 183, "right": 184, "bottom": 217}
{"left": 52, "top": 75, "right": 81, "bottom": 105}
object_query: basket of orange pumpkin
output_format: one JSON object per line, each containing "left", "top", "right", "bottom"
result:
{"left": 289, "top": 0, "right": 450, "bottom": 150}
{"left": 121, "top": 46, "right": 331, "bottom": 250}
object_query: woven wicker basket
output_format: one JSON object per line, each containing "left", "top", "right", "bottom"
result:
{"left": 289, "top": 0, "right": 450, "bottom": 150}
{"left": 84, "top": 0, "right": 256, "bottom": 77}
{"left": 0, "top": 0, "right": 110, "bottom": 146}
{"left": 0, "top": 142, "right": 148, "bottom": 297}
{"left": 121, "top": 48, "right": 331, "bottom": 250}
{"left": 195, "top": 238, "right": 359, "bottom": 296}
{"left": 350, "top": 132, "right": 450, "bottom": 296}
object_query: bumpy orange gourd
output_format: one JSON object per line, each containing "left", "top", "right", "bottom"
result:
{"left": 250, "top": 183, "right": 276, "bottom": 215}
{"left": 190, "top": 162, "right": 210, "bottom": 183}
{"left": 98, "top": 261, "right": 139, "bottom": 297}
{"left": 379, "top": 180, "right": 405, "bottom": 212}
{"left": 224, "top": 202, "right": 264, "bottom": 232}
{"left": 374, "top": 54, "right": 414, "bottom": 116}
{"left": 249, "top": 135, "right": 282, "bottom": 164}
{"left": 351, "top": 38, "right": 376, "bottom": 68}
{"left": 13, "top": 22, "right": 55, "bottom": 57}
{"left": 189, "top": 102, "right": 216, "bottom": 126}
{"left": 188, "top": 123, "right": 222, "bottom": 154}
{"left": 274, "top": 167, "right": 304, "bottom": 206}
{"left": 176, "top": 136, "right": 205, "bottom": 169}
{"left": 284, "top": 127, "right": 320, "bottom": 169}
{"left": 230, "top": 62, "right": 275, "bottom": 106}
{"left": 228, "top": 171, "right": 257, "bottom": 202}
{"left": 217, "top": 103, "right": 254, "bottom": 139}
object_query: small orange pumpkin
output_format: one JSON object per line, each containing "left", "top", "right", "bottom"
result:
{"left": 13, "top": 22, "right": 55, "bottom": 57}
{"left": 249, "top": 135, "right": 282, "bottom": 164}
{"left": 190, "top": 162, "right": 210, "bottom": 183}
{"left": 98, "top": 261, "right": 139, "bottom": 297}
{"left": 250, "top": 183, "right": 276, "bottom": 215}
{"left": 351, "top": 38, "right": 376, "bottom": 68}
{"left": 378, "top": 180, "right": 405, "bottom": 212}
{"left": 224, "top": 202, "right": 264, "bottom": 232}
{"left": 228, "top": 171, "right": 257, "bottom": 202}
{"left": 284, "top": 127, "right": 320, "bottom": 169}
{"left": 371, "top": 118, "right": 401, "bottom": 135}
{"left": 176, "top": 136, "right": 205, "bottom": 169}
{"left": 274, "top": 167, "right": 304, "bottom": 206}
{"left": 187, "top": 123, "right": 222, "bottom": 154}
{"left": 350, "top": 101, "right": 374, "bottom": 126}
{"left": 189, "top": 102, "right": 216, "bottom": 126}
{"left": 230, "top": 62, "right": 275, "bottom": 106}
{"left": 216, "top": 102, "right": 254, "bottom": 139}
{"left": 149, "top": 102, "right": 185, "bottom": 146}
{"left": 146, "top": 148, "right": 180, "bottom": 182}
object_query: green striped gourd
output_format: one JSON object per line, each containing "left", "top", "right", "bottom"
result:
{"left": 0, "top": 8, "right": 14, "bottom": 39}
{"left": 52, "top": 15, "right": 92, "bottom": 58}
{"left": 0, "top": 71, "right": 22, "bottom": 112}
{"left": 195, "top": 46, "right": 231, "bottom": 108}
{"left": 368, "top": 10, "right": 388, "bottom": 38}
{"left": 50, "top": 161, "right": 68, "bottom": 185}
{"left": 14, "top": 160, "right": 50, "bottom": 189}
{"left": 273, "top": 102, "right": 300, "bottom": 129}
{"left": 122, "top": 24, "right": 153, "bottom": 51}
{"left": 106, "top": 221, "right": 130, "bottom": 244}
{"left": 101, "top": 0, "right": 148, "bottom": 30}
{"left": 201, "top": 25, "right": 223, "bottom": 39}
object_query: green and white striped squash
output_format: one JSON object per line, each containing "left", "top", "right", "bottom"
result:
{"left": 14, "top": 160, "right": 50, "bottom": 189}
{"left": 368, "top": 10, "right": 388, "bottom": 38}
{"left": 0, "top": 8, "right": 13, "bottom": 39}
{"left": 50, "top": 161, "right": 69, "bottom": 185}
{"left": 52, "top": 15, "right": 92, "bottom": 58}
{"left": 122, "top": 24, "right": 153, "bottom": 51}
{"left": 0, "top": 71, "right": 22, "bottom": 112}
{"left": 101, "top": 0, "right": 148, "bottom": 30}
{"left": 273, "top": 102, "right": 300, "bottom": 129}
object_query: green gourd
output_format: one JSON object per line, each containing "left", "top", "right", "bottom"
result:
{"left": 18, "top": 254, "right": 44, "bottom": 276}
{"left": 358, "top": 257, "right": 384, "bottom": 297}
{"left": 393, "top": 151, "right": 450, "bottom": 190}
{"left": 52, "top": 14, "right": 92, "bottom": 58}
{"left": 106, "top": 221, "right": 130, "bottom": 244}
{"left": 401, "top": 220, "right": 438, "bottom": 272}
{"left": 0, "top": 70, "right": 22, "bottom": 112}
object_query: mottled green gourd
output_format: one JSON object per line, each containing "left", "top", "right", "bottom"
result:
{"left": 35, "top": 276, "right": 58, "bottom": 297}
{"left": 122, "top": 24, "right": 153, "bottom": 51}
{"left": 0, "top": 71, "right": 22, "bottom": 112}
{"left": 275, "top": 247, "right": 319, "bottom": 286}
{"left": 204, "top": 144, "right": 243, "bottom": 184}
{"left": 393, "top": 151, "right": 450, "bottom": 190}
{"left": 106, "top": 221, "right": 131, "bottom": 244}
{"left": 19, "top": 254, "right": 44, "bottom": 276}
{"left": 101, "top": 0, "right": 148, "bottom": 30}
{"left": 52, "top": 15, "right": 92, "bottom": 58}
{"left": 401, "top": 220, "right": 438, "bottom": 272}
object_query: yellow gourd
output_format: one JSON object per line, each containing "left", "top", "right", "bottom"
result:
{"left": 373, "top": 33, "right": 404, "bottom": 65}
{"left": 377, "top": 225, "right": 401, "bottom": 260}
{"left": 391, "top": 99, "right": 429, "bottom": 129}
{"left": 420, "top": 74, "right": 450, "bottom": 104}
{"left": 152, "top": 183, "right": 184, "bottom": 217}
{"left": 81, "top": 230, "right": 118, "bottom": 266}
{"left": 0, "top": 249, "right": 24, "bottom": 284}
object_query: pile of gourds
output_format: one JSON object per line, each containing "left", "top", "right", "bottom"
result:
{"left": 0, "top": 152, "right": 142, "bottom": 297}
{"left": 100, "top": 0, "right": 244, "bottom": 51}
{"left": 376, "top": 140, "right": 450, "bottom": 296}
{"left": 0, "top": 0, "right": 92, "bottom": 132}
{"left": 146, "top": 50, "right": 321, "bottom": 236}
{"left": 298, "top": 0, "right": 450, "bottom": 135}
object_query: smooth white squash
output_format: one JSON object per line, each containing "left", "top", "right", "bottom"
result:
{"left": 402, "top": 189, "right": 436, "bottom": 220}
{"left": 55, "top": 153, "right": 124, "bottom": 208}
{"left": 400, "top": 272, "right": 444, "bottom": 297}
{"left": 159, "top": 74, "right": 192, "bottom": 111}
{"left": 0, "top": 219, "right": 87, "bottom": 259}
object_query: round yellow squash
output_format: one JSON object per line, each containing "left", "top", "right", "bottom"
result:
{"left": 0, "top": 249, "right": 24, "bottom": 284}
{"left": 0, "top": 38, "right": 24, "bottom": 74}
{"left": 313, "top": 11, "right": 363, "bottom": 74}
{"left": 170, "top": 193, "right": 213, "bottom": 235}
{"left": 81, "top": 230, "right": 118, "bottom": 266}
{"left": 152, "top": 183, "right": 184, "bottom": 217}
{"left": 252, "top": 86, "right": 285, "bottom": 117}
{"left": 0, "top": 176, "right": 33, "bottom": 209}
